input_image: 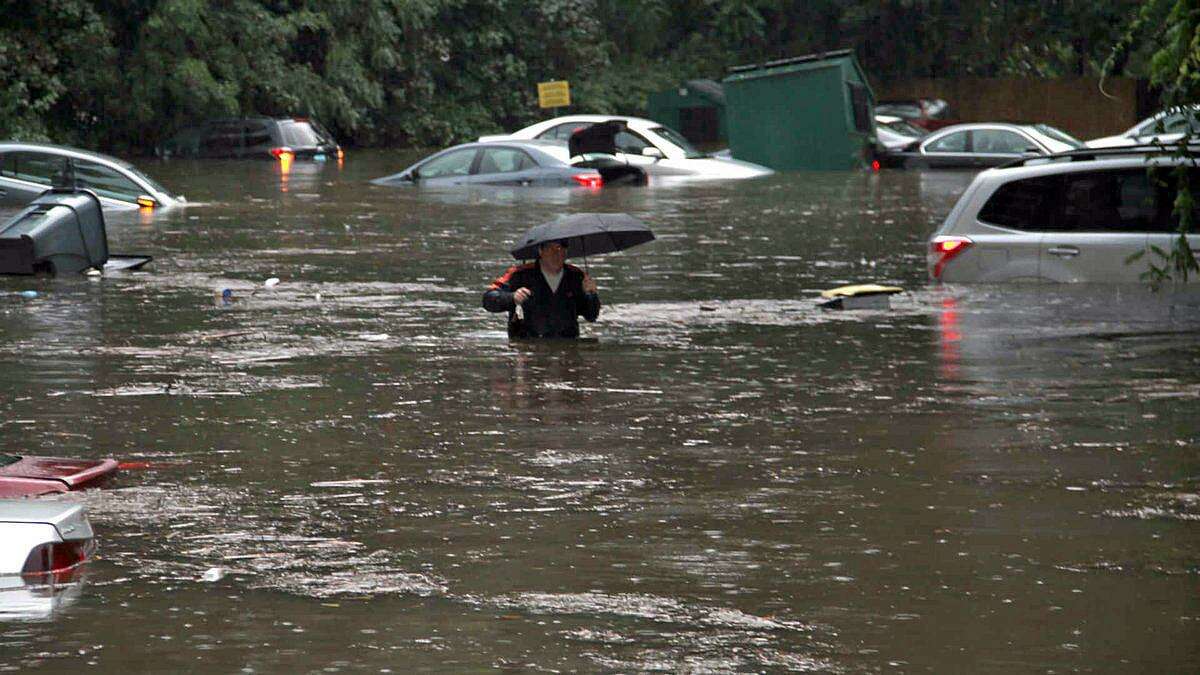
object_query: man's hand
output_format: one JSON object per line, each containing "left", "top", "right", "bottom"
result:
{"left": 513, "top": 287, "right": 532, "bottom": 304}
{"left": 582, "top": 274, "right": 598, "bottom": 294}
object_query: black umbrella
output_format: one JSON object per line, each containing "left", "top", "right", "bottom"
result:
{"left": 510, "top": 213, "right": 655, "bottom": 260}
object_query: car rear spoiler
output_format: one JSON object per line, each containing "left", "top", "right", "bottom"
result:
{"left": 0, "top": 500, "right": 94, "bottom": 541}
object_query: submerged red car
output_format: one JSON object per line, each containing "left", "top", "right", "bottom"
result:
{"left": 0, "top": 455, "right": 119, "bottom": 498}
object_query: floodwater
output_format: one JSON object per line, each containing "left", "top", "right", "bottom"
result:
{"left": 1, "top": 151, "right": 1198, "bottom": 673}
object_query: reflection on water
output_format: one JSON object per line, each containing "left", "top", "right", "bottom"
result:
{"left": 0, "top": 576, "right": 86, "bottom": 622}
{"left": 1, "top": 154, "right": 1198, "bottom": 672}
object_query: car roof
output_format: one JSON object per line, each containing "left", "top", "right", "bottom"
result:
{"left": 990, "top": 145, "right": 1200, "bottom": 172}
{"left": 531, "top": 115, "right": 662, "bottom": 130}
{"left": 200, "top": 116, "right": 318, "bottom": 124}
{"left": 927, "top": 122, "right": 1039, "bottom": 135}
{"left": 458, "top": 139, "right": 566, "bottom": 152}
{"left": 417, "top": 140, "right": 571, "bottom": 166}
{"left": 0, "top": 141, "right": 134, "bottom": 170}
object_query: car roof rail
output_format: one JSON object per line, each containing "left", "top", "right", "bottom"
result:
{"left": 997, "top": 143, "right": 1200, "bottom": 169}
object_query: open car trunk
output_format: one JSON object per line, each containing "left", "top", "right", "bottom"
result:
{"left": 567, "top": 121, "right": 648, "bottom": 186}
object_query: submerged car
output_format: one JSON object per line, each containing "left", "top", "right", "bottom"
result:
{"left": 370, "top": 140, "right": 638, "bottom": 188}
{"left": 161, "top": 117, "right": 343, "bottom": 161}
{"left": 875, "top": 114, "right": 928, "bottom": 152}
{"left": 1085, "top": 105, "right": 1200, "bottom": 149}
{"left": 875, "top": 98, "right": 954, "bottom": 131}
{"left": 478, "top": 115, "right": 772, "bottom": 179}
{"left": 0, "top": 494, "right": 96, "bottom": 583}
{"left": 883, "top": 123, "right": 1084, "bottom": 169}
{"left": 928, "top": 147, "right": 1200, "bottom": 283}
{"left": 0, "top": 142, "right": 182, "bottom": 211}
{"left": 0, "top": 454, "right": 119, "bottom": 498}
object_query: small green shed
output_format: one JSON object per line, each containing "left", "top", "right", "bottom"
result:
{"left": 646, "top": 79, "right": 727, "bottom": 145}
{"left": 723, "top": 50, "right": 875, "bottom": 171}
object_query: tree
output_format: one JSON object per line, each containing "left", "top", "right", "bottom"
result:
{"left": 0, "top": 0, "right": 115, "bottom": 143}
{"left": 1106, "top": 0, "right": 1200, "bottom": 286}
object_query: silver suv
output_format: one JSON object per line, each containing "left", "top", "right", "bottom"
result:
{"left": 928, "top": 148, "right": 1199, "bottom": 283}
{"left": 0, "top": 142, "right": 182, "bottom": 211}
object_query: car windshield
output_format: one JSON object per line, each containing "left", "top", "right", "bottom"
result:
{"left": 101, "top": 157, "right": 174, "bottom": 196}
{"left": 120, "top": 164, "right": 174, "bottom": 196}
{"left": 880, "top": 119, "right": 926, "bottom": 137}
{"left": 649, "top": 126, "right": 705, "bottom": 158}
{"left": 876, "top": 103, "right": 923, "bottom": 119}
{"left": 1033, "top": 124, "right": 1084, "bottom": 149}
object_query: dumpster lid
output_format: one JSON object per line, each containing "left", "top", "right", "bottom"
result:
{"left": 728, "top": 48, "right": 855, "bottom": 75}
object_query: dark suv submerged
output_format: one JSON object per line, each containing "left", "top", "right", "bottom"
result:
{"left": 161, "top": 117, "right": 342, "bottom": 161}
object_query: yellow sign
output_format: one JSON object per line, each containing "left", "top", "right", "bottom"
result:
{"left": 537, "top": 80, "right": 570, "bottom": 108}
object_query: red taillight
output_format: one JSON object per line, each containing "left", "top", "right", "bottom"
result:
{"left": 270, "top": 147, "right": 294, "bottom": 160}
{"left": 336, "top": 148, "right": 345, "bottom": 161}
{"left": 930, "top": 235, "right": 973, "bottom": 279}
{"left": 871, "top": 160, "right": 881, "bottom": 172}
{"left": 571, "top": 173, "right": 603, "bottom": 189}
{"left": 21, "top": 540, "right": 94, "bottom": 578}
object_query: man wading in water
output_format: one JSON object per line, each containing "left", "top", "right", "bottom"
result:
{"left": 482, "top": 239, "right": 600, "bottom": 339}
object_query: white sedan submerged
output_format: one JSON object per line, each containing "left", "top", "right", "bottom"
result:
{"left": 1085, "top": 105, "right": 1200, "bottom": 149}
{"left": 479, "top": 115, "right": 772, "bottom": 179}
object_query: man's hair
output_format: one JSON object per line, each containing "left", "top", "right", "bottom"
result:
{"left": 539, "top": 239, "right": 568, "bottom": 250}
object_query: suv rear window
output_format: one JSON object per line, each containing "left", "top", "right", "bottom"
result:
{"left": 979, "top": 168, "right": 1194, "bottom": 232}
{"left": 977, "top": 175, "right": 1059, "bottom": 229}
{"left": 279, "top": 121, "right": 323, "bottom": 148}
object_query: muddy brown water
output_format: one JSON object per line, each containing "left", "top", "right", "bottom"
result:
{"left": 1, "top": 151, "right": 1198, "bottom": 672}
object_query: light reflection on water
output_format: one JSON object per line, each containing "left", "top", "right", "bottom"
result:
{"left": 1, "top": 153, "right": 1198, "bottom": 672}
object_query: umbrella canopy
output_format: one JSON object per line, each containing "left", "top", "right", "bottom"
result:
{"left": 510, "top": 213, "right": 655, "bottom": 260}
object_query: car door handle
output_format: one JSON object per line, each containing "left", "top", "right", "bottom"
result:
{"left": 1046, "top": 246, "right": 1080, "bottom": 258}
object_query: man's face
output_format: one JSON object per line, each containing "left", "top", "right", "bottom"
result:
{"left": 539, "top": 241, "right": 567, "bottom": 271}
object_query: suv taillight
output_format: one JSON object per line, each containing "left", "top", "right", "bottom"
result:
{"left": 21, "top": 540, "right": 95, "bottom": 578}
{"left": 572, "top": 173, "right": 602, "bottom": 189}
{"left": 930, "top": 235, "right": 973, "bottom": 280}
{"left": 270, "top": 147, "right": 294, "bottom": 160}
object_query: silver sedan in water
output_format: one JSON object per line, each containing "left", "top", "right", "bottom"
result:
{"left": 371, "top": 141, "right": 605, "bottom": 188}
{"left": 0, "top": 142, "right": 182, "bottom": 211}
{"left": 884, "top": 122, "right": 1083, "bottom": 169}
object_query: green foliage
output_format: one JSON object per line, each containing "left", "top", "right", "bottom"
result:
{"left": 0, "top": 0, "right": 115, "bottom": 143}
{"left": 0, "top": 0, "right": 1158, "bottom": 152}
{"left": 1106, "top": 0, "right": 1200, "bottom": 287}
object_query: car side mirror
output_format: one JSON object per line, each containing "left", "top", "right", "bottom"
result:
{"left": 1022, "top": 147, "right": 1042, "bottom": 156}
{"left": 406, "top": 169, "right": 419, "bottom": 181}
{"left": 136, "top": 195, "right": 158, "bottom": 208}
{"left": 641, "top": 147, "right": 665, "bottom": 160}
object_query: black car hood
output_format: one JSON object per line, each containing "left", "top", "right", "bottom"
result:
{"left": 568, "top": 120, "right": 625, "bottom": 157}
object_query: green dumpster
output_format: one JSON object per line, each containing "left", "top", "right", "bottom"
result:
{"left": 723, "top": 50, "right": 875, "bottom": 171}
{"left": 646, "top": 79, "right": 727, "bottom": 145}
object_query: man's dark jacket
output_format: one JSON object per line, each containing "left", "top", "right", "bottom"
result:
{"left": 483, "top": 263, "right": 601, "bottom": 338}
